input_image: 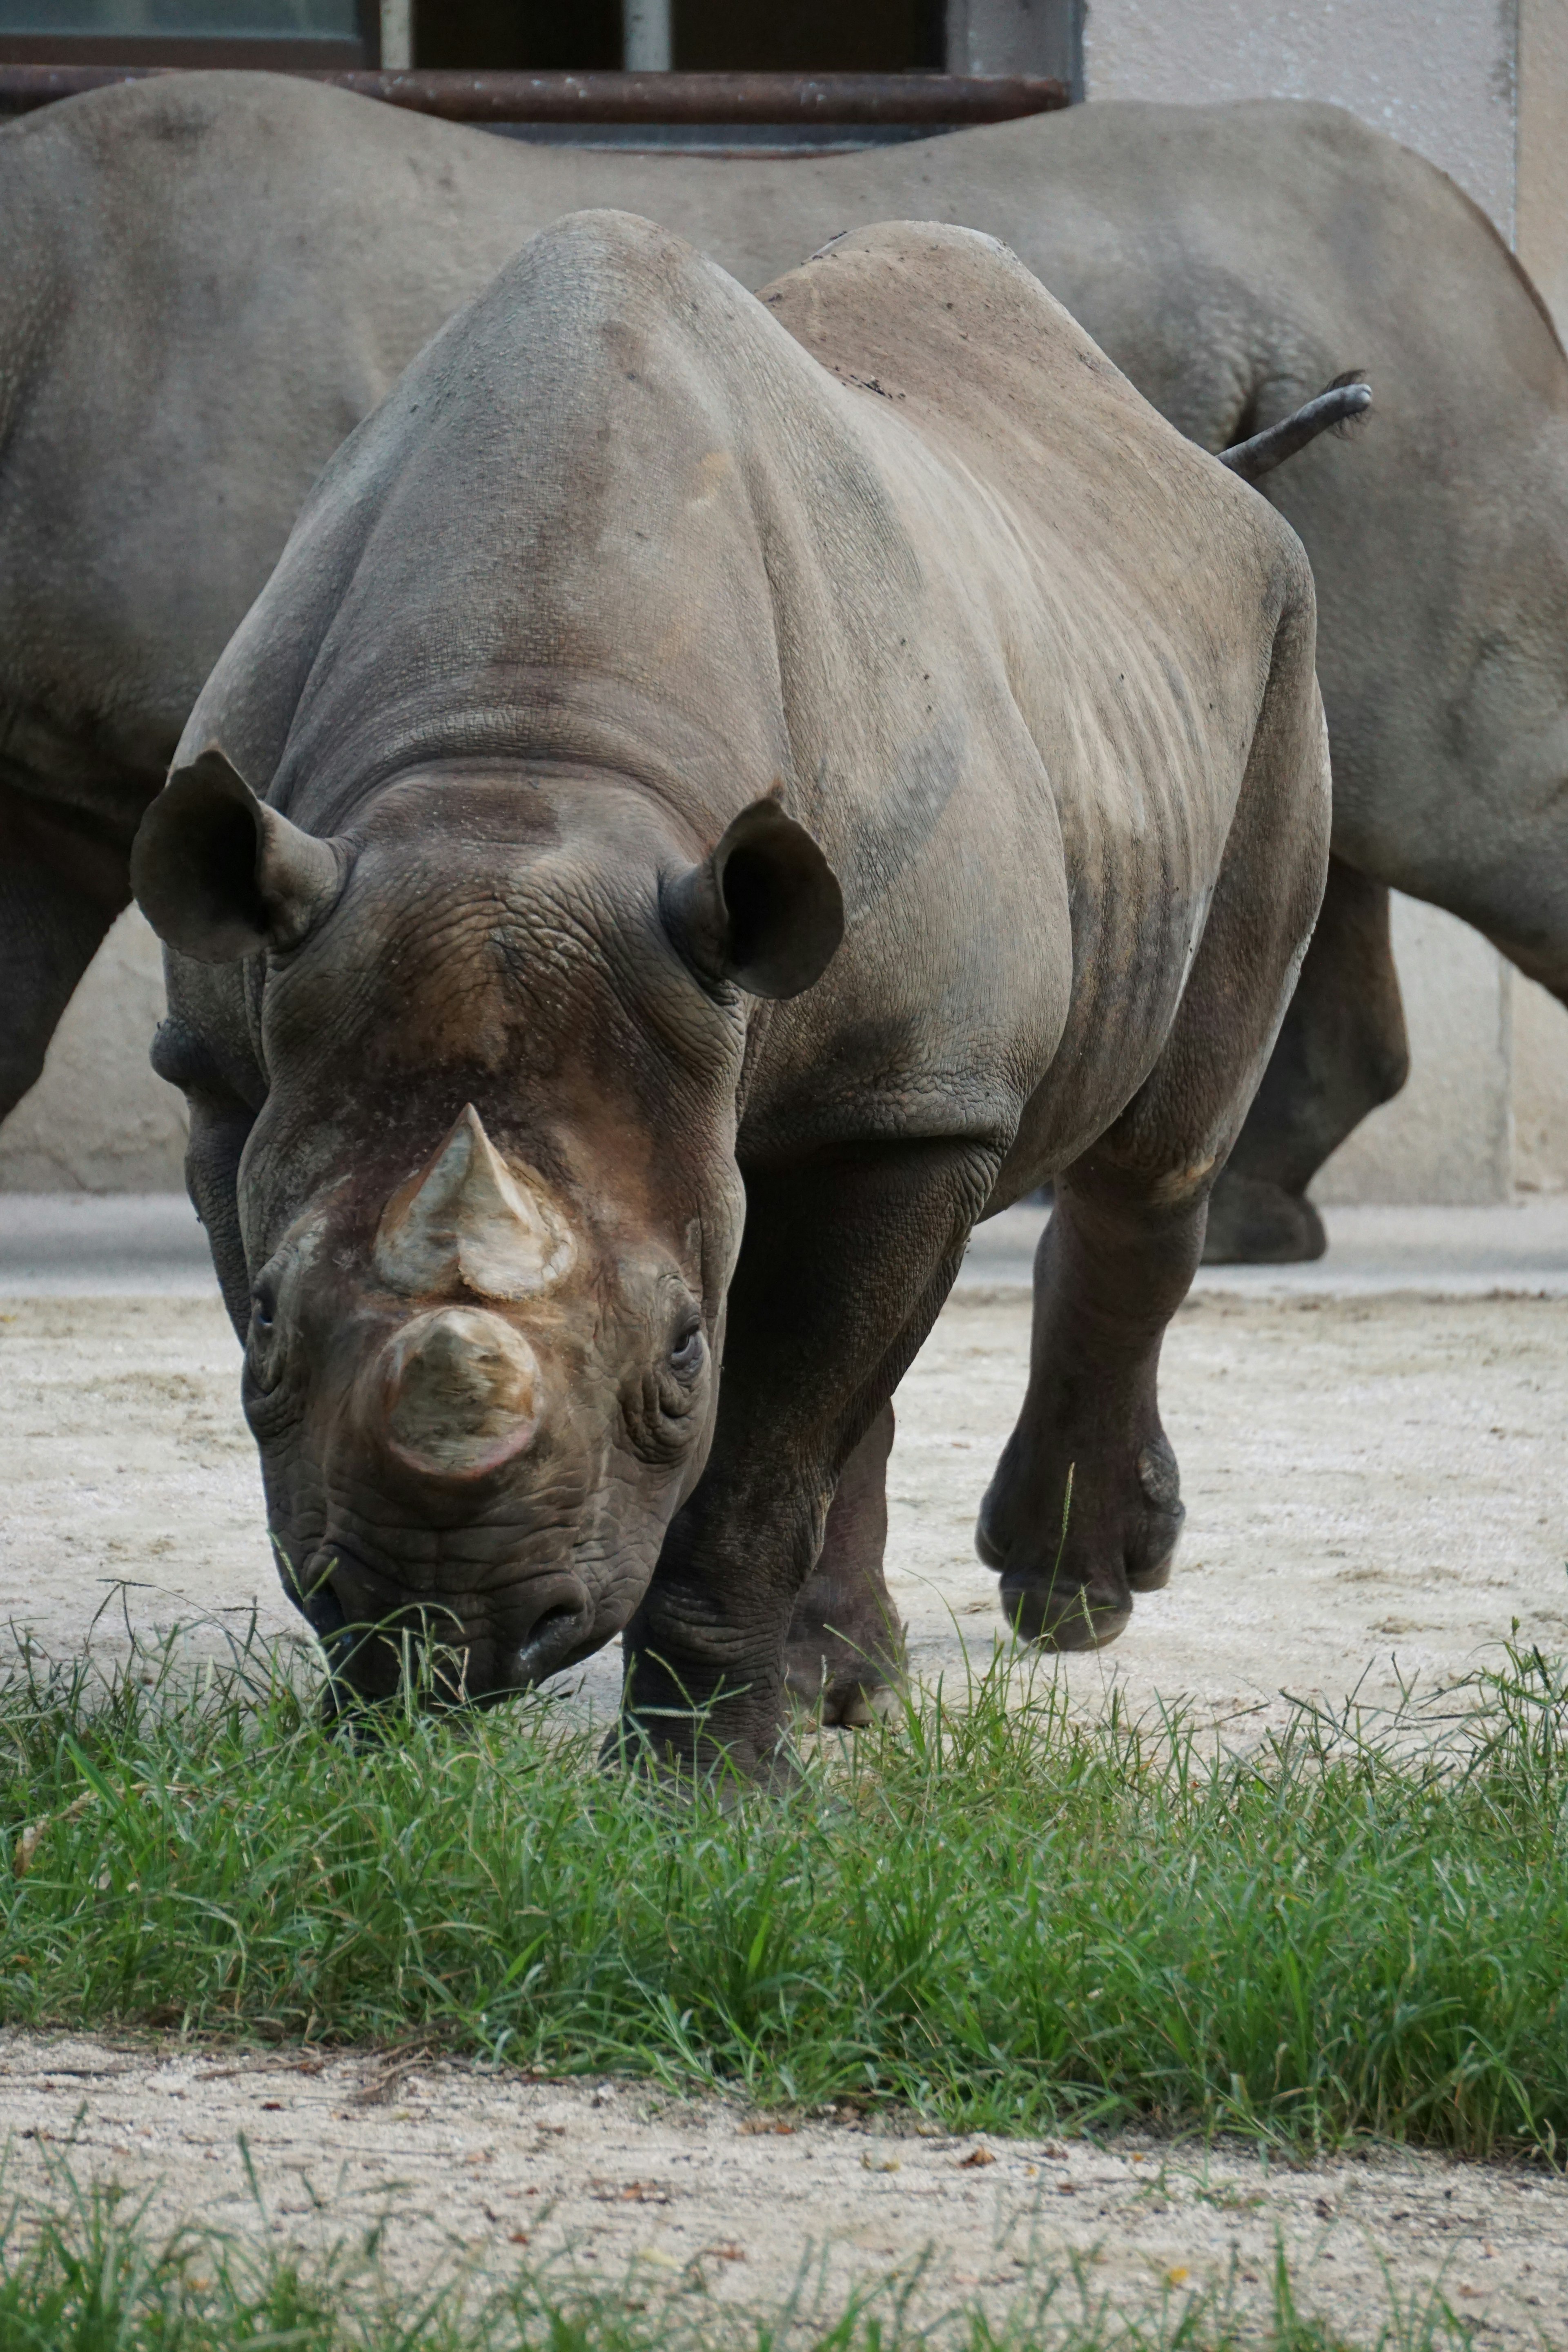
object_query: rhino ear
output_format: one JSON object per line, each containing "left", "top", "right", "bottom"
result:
{"left": 131, "top": 745, "right": 346, "bottom": 964}
{"left": 662, "top": 793, "right": 844, "bottom": 1000}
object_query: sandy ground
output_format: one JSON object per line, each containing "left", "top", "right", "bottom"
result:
{"left": 0, "top": 2034, "right": 1564, "bottom": 2343}
{"left": 2, "top": 1285, "right": 1565, "bottom": 1730}
{"left": 2, "top": 1277, "right": 1567, "bottom": 2336}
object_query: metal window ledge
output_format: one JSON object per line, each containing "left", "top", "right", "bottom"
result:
{"left": 0, "top": 64, "right": 1067, "bottom": 126}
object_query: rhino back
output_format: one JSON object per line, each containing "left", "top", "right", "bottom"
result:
{"left": 506, "top": 98, "right": 1568, "bottom": 979}
{"left": 180, "top": 209, "right": 1306, "bottom": 1165}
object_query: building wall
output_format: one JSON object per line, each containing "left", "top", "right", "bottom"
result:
{"left": 1081, "top": 0, "right": 1519, "bottom": 228}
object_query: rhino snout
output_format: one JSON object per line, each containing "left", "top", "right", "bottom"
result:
{"left": 306, "top": 1548, "right": 595, "bottom": 1702}
{"left": 378, "top": 1305, "right": 543, "bottom": 1481}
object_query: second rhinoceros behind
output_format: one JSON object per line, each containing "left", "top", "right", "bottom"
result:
{"left": 132, "top": 212, "right": 1328, "bottom": 1775}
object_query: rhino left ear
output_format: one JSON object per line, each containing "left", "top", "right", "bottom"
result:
{"left": 131, "top": 745, "right": 347, "bottom": 964}
{"left": 663, "top": 793, "right": 844, "bottom": 1000}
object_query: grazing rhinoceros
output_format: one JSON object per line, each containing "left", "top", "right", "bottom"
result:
{"left": 1, "top": 75, "right": 1560, "bottom": 1261}
{"left": 130, "top": 210, "right": 1328, "bottom": 1763}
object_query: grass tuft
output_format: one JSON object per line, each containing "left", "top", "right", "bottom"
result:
{"left": 1, "top": 1630, "right": 1566, "bottom": 2160}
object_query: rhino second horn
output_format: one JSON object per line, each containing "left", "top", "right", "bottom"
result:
{"left": 374, "top": 1105, "right": 574, "bottom": 1301}
{"left": 380, "top": 1307, "right": 543, "bottom": 1480}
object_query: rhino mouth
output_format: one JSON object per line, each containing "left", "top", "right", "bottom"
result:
{"left": 301, "top": 1548, "right": 597, "bottom": 1701}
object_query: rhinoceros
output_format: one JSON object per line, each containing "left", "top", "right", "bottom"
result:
{"left": 0, "top": 74, "right": 1560, "bottom": 1260}
{"left": 129, "top": 209, "right": 1329, "bottom": 1762}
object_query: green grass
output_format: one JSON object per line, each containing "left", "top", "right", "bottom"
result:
{"left": 0, "top": 2165, "right": 1490, "bottom": 2352}
{"left": 0, "top": 1629, "right": 1566, "bottom": 2159}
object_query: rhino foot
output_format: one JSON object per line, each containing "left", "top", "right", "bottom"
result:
{"left": 784, "top": 1605, "right": 907, "bottom": 1728}
{"left": 1202, "top": 1172, "right": 1326, "bottom": 1263}
{"left": 976, "top": 1428, "right": 1184, "bottom": 1652}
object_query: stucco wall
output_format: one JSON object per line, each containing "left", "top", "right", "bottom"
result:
{"left": 1517, "top": 0, "right": 1568, "bottom": 328}
{"left": 1082, "top": 0, "right": 1519, "bottom": 229}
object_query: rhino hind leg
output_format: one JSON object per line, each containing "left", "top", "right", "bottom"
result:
{"left": 784, "top": 1400, "right": 906, "bottom": 1726}
{"left": 1203, "top": 859, "right": 1409, "bottom": 1264}
{"left": 976, "top": 1169, "right": 1200, "bottom": 1651}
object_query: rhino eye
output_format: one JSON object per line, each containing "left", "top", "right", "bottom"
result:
{"left": 668, "top": 1321, "right": 705, "bottom": 1383}
{"left": 245, "top": 1272, "right": 290, "bottom": 1400}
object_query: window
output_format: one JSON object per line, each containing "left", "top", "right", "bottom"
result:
{"left": 675, "top": 1, "right": 942, "bottom": 72}
{"left": 0, "top": 1, "right": 1079, "bottom": 87}
{"left": 0, "top": 0, "right": 374, "bottom": 64}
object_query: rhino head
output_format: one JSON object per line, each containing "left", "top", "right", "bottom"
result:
{"left": 133, "top": 748, "right": 842, "bottom": 1705}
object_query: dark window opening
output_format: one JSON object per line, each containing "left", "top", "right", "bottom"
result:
{"left": 412, "top": 1, "right": 622, "bottom": 72}
{"left": 411, "top": 0, "right": 944, "bottom": 72}
{"left": 675, "top": 0, "right": 943, "bottom": 71}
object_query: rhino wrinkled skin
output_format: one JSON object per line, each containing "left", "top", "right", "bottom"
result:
{"left": 131, "top": 212, "right": 1328, "bottom": 1769}
{"left": 0, "top": 76, "right": 1564, "bottom": 1267}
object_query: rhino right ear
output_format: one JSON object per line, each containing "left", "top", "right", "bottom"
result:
{"left": 662, "top": 793, "right": 844, "bottom": 1000}
{"left": 131, "top": 745, "right": 346, "bottom": 964}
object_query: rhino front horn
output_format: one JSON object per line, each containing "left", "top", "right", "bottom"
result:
{"left": 374, "top": 1105, "right": 575, "bottom": 1301}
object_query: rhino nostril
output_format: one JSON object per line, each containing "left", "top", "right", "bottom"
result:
{"left": 507, "top": 1583, "right": 593, "bottom": 1687}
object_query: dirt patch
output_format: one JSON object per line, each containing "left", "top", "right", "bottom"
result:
{"left": 0, "top": 2033, "right": 1563, "bottom": 2342}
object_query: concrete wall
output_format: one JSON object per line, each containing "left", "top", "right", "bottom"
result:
{"left": 1081, "top": 0, "right": 1519, "bottom": 229}
{"left": 3, "top": 0, "right": 1567, "bottom": 1198}
{"left": 1517, "top": 0, "right": 1568, "bottom": 328}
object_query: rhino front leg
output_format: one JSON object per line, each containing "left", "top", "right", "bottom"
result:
{"left": 1203, "top": 858, "right": 1408, "bottom": 1263}
{"left": 976, "top": 1163, "right": 1203, "bottom": 1648}
{"left": 0, "top": 797, "right": 122, "bottom": 1127}
{"left": 784, "top": 1400, "right": 904, "bottom": 1726}
{"left": 981, "top": 570, "right": 1329, "bottom": 1644}
{"left": 615, "top": 1141, "right": 992, "bottom": 1780}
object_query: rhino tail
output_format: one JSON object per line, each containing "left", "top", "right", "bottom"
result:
{"left": 1216, "top": 371, "right": 1372, "bottom": 486}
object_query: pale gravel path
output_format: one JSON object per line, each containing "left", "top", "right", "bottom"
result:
{"left": 1, "top": 1284, "right": 1566, "bottom": 2338}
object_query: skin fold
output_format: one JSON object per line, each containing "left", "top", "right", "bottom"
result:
{"left": 132, "top": 213, "right": 1329, "bottom": 1765}
{"left": 0, "top": 77, "right": 1562, "bottom": 1264}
